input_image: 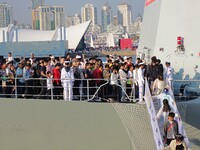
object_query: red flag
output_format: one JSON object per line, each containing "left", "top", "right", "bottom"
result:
{"left": 146, "top": 0, "right": 155, "bottom": 6}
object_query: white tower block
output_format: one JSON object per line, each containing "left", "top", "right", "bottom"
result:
{"left": 139, "top": 0, "right": 200, "bottom": 79}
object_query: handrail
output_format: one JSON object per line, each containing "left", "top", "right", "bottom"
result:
{"left": 149, "top": 79, "right": 191, "bottom": 149}
{"left": 144, "top": 79, "right": 164, "bottom": 150}
{"left": 174, "top": 80, "right": 200, "bottom": 82}
{"left": 0, "top": 77, "right": 136, "bottom": 102}
{"left": 88, "top": 79, "right": 109, "bottom": 101}
{"left": 167, "top": 87, "right": 191, "bottom": 149}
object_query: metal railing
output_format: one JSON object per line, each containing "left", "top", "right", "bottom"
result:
{"left": 1, "top": 77, "right": 199, "bottom": 101}
{"left": 0, "top": 77, "right": 137, "bottom": 102}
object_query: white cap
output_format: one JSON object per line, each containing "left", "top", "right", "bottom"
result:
{"left": 138, "top": 62, "right": 145, "bottom": 65}
{"left": 123, "top": 56, "right": 128, "bottom": 60}
{"left": 64, "top": 61, "right": 70, "bottom": 64}
{"left": 76, "top": 55, "right": 81, "bottom": 59}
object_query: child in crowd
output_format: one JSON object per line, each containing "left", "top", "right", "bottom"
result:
{"left": 46, "top": 71, "right": 54, "bottom": 99}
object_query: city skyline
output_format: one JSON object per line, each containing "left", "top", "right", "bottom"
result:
{"left": 0, "top": 0, "right": 145, "bottom": 24}
{"left": 102, "top": 2, "right": 112, "bottom": 32}
{"left": 0, "top": 3, "right": 13, "bottom": 27}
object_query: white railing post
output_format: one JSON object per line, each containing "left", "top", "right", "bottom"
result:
{"left": 51, "top": 78, "right": 53, "bottom": 100}
{"left": 80, "top": 79, "right": 82, "bottom": 101}
{"left": 132, "top": 82, "right": 135, "bottom": 101}
{"left": 15, "top": 78, "right": 18, "bottom": 99}
{"left": 87, "top": 79, "right": 89, "bottom": 100}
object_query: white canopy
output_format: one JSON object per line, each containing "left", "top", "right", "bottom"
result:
{"left": 0, "top": 21, "right": 91, "bottom": 50}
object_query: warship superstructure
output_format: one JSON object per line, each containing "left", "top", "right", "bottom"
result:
{"left": 138, "top": 0, "right": 200, "bottom": 96}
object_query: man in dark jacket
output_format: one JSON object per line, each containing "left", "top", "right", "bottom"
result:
{"left": 163, "top": 112, "right": 179, "bottom": 146}
{"left": 156, "top": 59, "right": 164, "bottom": 78}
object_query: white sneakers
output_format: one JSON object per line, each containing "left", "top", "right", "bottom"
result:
{"left": 138, "top": 100, "right": 146, "bottom": 105}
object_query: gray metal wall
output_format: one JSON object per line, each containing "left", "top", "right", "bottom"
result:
{"left": 0, "top": 40, "right": 68, "bottom": 58}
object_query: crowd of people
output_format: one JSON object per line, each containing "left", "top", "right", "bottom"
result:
{"left": 0, "top": 52, "right": 189, "bottom": 149}
{"left": 0, "top": 52, "right": 175, "bottom": 102}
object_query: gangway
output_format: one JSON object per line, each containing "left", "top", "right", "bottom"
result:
{"left": 144, "top": 79, "right": 191, "bottom": 149}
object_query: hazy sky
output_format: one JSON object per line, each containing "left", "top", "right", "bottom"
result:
{"left": 0, "top": 0, "right": 146, "bottom": 24}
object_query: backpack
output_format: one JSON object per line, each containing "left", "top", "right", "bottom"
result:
{"left": 176, "top": 144, "right": 184, "bottom": 150}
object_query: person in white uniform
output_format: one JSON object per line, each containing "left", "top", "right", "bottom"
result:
{"left": 165, "top": 62, "right": 174, "bottom": 89}
{"left": 118, "top": 63, "right": 127, "bottom": 102}
{"left": 133, "top": 65, "right": 139, "bottom": 98}
{"left": 61, "top": 61, "right": 74, "bottom": 101}
{"left": 137, "top": 62, "right": 145, "bottom": 104}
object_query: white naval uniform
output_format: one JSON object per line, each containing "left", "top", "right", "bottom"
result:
{"left": 165, "top": 66, "right": 174, "bottom": 89}
{"left": 137, "top": 67, "right": 145, "bottom": 102}
{"left": 61, "top": 67, "right": 74, "bottom": 101}
{"left": 133, "top": 69, "right": 138, "bottom": 86}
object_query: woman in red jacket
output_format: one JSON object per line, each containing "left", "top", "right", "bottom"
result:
{"left": 53, "top": 63, "right": 62, "bottom": 99}
{"left": 92, "top": 63, "right": 103, "bottom": 101}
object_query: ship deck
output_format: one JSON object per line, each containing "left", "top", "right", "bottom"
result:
{"left": 0, "top": 99, "right": 199, "bottom": 150}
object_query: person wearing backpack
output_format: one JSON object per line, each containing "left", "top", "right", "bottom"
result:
{"left": 163, "top": 134, "right": 188, "bottom": 150}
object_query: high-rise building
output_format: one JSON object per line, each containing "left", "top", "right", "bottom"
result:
{"left": 112, "top": 15, "right": 118, "bottom": 26}
{"left": 32, "top": 5, "right": 64, "bottom": 30}
{"left": 117, "top": 3, "right": 132, "bottom": 32}
{"left": 101, "top": 2, "right": 112, "bottom": 32}
{"left": 129, "top": 16, "right": 142, "bottom": 34}
{"left": 66, "top": 16, "right": 74, "bottom": 27}
{"left": 38, "top": 6, "right": 51, "bottom": 30}
{"left": 74, "top": 14, "right": 81, "bottom": 25}
{"left": 32, "top": 0, "right": 44, "bottom": 10}
{"left": 0, "top": 3, "right": 13, "bottom": 28}
{"left": 51, "top": 6, "right": 65, "bottom": 29}
{"left": 66, "top": 14, "right": 81, "bottom": 27}
{"left": 32, "top": 9, "right": 40, "bottom": 30}
{"left": 81, "top": 3, "right": 97, "bottom": 27}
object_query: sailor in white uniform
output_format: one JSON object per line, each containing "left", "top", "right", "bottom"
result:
{"left": 61, "top": 61, "right": 74, "bottom": 101}
{"left": 165, "top": 62, "right": 174, "bottom": 89}
{"left": 137, "top": 62, "right": 145, "bottom": 104}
